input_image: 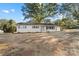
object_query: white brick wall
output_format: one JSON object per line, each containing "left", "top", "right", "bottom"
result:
{"left": 17, "top": 25, "right": 43, "bottom": 32}
{"left": 17, "top": 25, "right": 60, "bottom": 32}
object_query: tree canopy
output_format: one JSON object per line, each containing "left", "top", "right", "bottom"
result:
{"left": 21, "top": 3, "right": 79, "bottom": 29}
{"left": 21, "top": 3, "right": 57, "bottom": 23}
{"left": 60, "top": 3, "right": 79, "bottom": 20}
{"left": 0, "top": 19, "right": 16, "bottom": 33}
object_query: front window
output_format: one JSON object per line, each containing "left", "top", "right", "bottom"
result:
{"left": 32, "top": 25, "right": 39, "bottom": 28}
{"left": 23, "top": 25, "right": 27, "bottom": 28}
{"left": 18, "top": 25, "right": 27, "bottom": 29}
{"left": 18, "top": 25, "right": 20, "bottom": 28}
{"left": 46, "top": 26, "right": 54, "bottom": 29}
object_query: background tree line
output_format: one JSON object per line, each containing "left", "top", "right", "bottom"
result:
{"left": 22, "top": 3, "right": 79, "bottom": 29}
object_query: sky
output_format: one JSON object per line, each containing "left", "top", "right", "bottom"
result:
{"left": 0, "top": 3, "right": 27, "bottom": 23}
{"left": 0, "top": 3, "right": 62, "bottom": 23}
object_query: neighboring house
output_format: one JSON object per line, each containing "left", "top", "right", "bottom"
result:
{"left": 16, "top": 23, "right": 60, "bottom": 32}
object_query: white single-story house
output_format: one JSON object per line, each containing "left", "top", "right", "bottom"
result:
{"left": 16, "top": 23, "right": 61, "bottom": 32}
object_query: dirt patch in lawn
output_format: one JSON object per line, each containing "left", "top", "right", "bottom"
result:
{"left": 0, "top": 32, "right": 79, "bottom": 56}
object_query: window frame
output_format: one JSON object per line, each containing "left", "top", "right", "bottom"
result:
{"left": 46, "top": 26, "right": 54, "bottom": 29}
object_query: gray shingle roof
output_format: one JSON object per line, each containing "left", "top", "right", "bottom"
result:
{"left": 17, "top": 22, "right": 55, "bottom": 25}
